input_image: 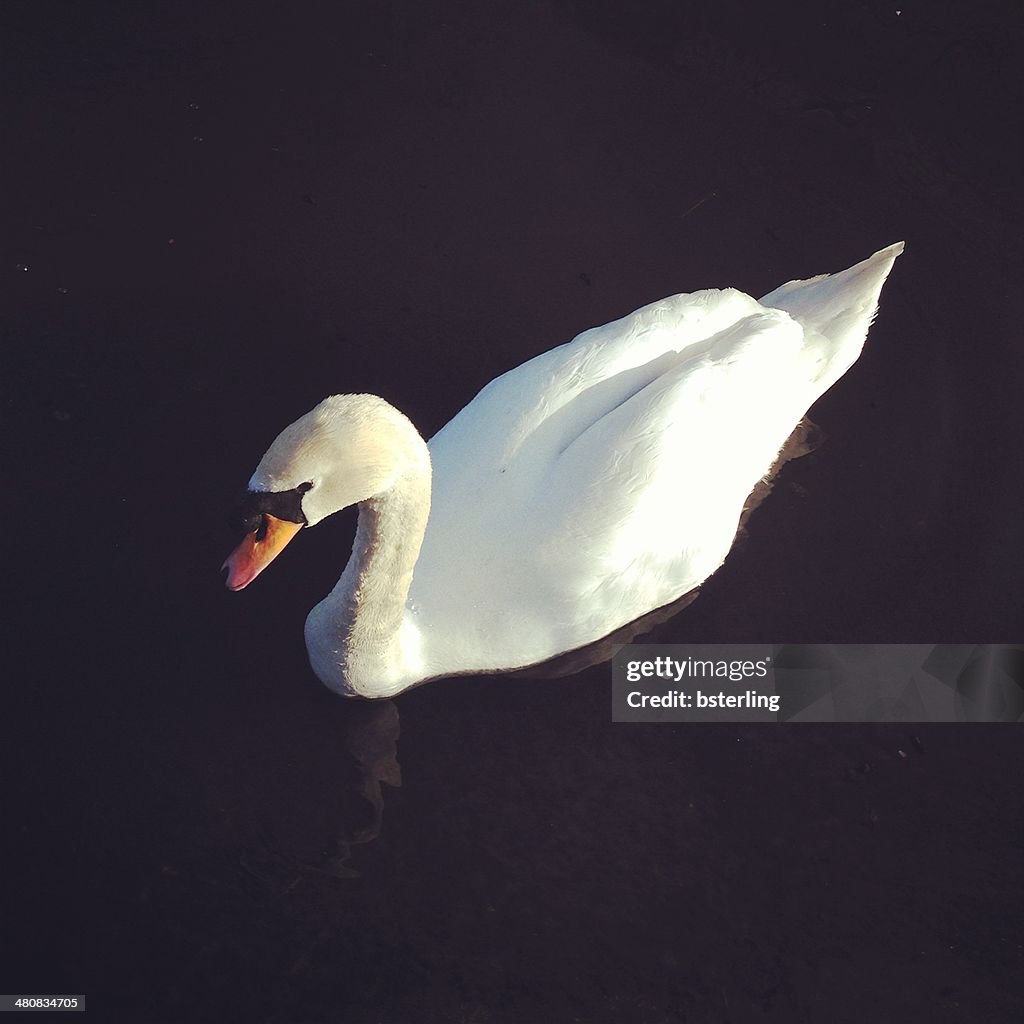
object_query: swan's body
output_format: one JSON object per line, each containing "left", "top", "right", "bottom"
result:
{"left": 224, "top": 243, "right": 903, "bottom": 698}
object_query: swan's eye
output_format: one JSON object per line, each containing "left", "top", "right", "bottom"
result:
{"left": 254, "top": 514, "right": 269, "bottom": 542}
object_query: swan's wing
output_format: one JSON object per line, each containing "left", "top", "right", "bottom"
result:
{"left": 537, "top": 310, "right": 817, "bottom": 594}
{"left": 426, "top": 286, "right": 766, "bottom": 497}
{"left": 411, "top": 287, "right": 766, "bottom": 669}
{"left": 478, "top": 309, "right": 825, "bottom": 654}
{"left": 525, "top": 243, "right": 905, "bottom": 588}
{"left": 414, "top": 307, "right": 821, "bottom": 671}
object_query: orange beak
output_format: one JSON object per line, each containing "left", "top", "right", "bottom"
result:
{"left": 222, "top": 514, "right": 303, "bottom": 591}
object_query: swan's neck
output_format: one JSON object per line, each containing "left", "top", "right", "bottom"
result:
{"left": 306, "top": 455, "right": 432, "bottom": 698}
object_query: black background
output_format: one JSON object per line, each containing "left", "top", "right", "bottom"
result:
{"left": 3, "top": 1, "right": 1022, "bottom": 1021}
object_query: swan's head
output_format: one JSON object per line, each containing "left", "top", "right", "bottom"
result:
{"left": 222, "top": 394, "right": 426, "bottom": 591}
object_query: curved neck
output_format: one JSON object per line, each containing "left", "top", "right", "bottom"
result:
{"left": 307, "top": 453, "right": 432, "bottom": 698}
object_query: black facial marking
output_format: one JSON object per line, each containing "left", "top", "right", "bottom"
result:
{"left": 229, "top": 483, "right": 312, "bottom": 536}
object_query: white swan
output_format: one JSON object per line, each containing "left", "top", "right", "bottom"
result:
{"left": 224, "top": 243, "right": 903, "bottom": 698}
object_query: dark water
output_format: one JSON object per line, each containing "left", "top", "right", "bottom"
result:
{"left": 3, "top": 1, "right": 1023, "bottom": 1020}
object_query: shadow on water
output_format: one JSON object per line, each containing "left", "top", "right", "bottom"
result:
{"left": 202, "top": 697, "right": 403, "bottom": 886}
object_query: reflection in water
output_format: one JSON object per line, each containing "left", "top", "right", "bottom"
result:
{"left": 321, "top": 699, "right": 402, "bottom": 876}
{"left": 215, "top": 696, "right": 402, "bottom": 887}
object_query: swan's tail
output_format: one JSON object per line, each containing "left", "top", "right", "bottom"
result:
{"left": 759, "top": 241, "right": 904, "bottom": 389}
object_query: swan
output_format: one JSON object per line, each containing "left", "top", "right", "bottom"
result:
{"left": 223, "top": 243, "right": 903, "bottom": 698}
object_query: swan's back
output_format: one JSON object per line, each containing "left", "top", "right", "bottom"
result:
{"left": 410, "top": 244, "right": 903, "bottom": 677}
{"left": 427, "top": 285, "right": 765, "bottom": 491}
